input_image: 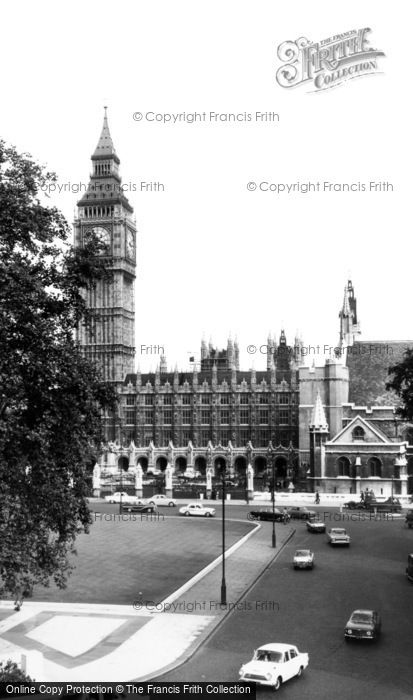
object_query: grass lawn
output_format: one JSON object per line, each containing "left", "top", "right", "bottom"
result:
{"left": 29, "top": 515, "right": 252, "bottom": 605}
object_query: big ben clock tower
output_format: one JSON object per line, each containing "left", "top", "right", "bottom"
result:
{"left": 74, "top": 108, "right": 136, "bottom": 386}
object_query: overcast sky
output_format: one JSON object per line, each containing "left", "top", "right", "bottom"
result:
{"left": 1, "top": 1, "right": 410, "bottom": 373}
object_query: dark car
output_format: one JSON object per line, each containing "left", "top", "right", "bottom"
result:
{"left": 120, "top": 503, "right": 157, "bottom": 514}
{"left": 248, "top": 508, "right": 290, "bottom": 522}
{"left": 345, "top": 609, "right": 381, "bottom": 641}
{"left": 365, "top": 497, "right": 402, "bottom": 513}
{"left": 287, "top": 507, "right": 317, "bottom": 520}
{"left": 343, "top": 500, "right": 366, "bottom": 510}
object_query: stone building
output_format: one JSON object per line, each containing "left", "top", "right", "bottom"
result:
{"left": 75, "top": 112, "right": 413, "bottom": 496}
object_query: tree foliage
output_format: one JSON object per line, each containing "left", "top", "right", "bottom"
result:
{"left": 0, "top": 140, "right": 117, "bottom": 596}
{"left": 387, "top": 348, "right": 413, "bottom": 420}
{"left": 0, "top": 659, "right": 33, "bottom": 683}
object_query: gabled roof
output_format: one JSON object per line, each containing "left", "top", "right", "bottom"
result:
{"left": 93, "top": 107, "right": 117, "bottom": 158}
{"left": 328, "top": 415, "right": 391, "bottom": 445}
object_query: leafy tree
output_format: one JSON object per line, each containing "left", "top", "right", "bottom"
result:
{"left": 387, "top": 349, "right": 413, "bottom": 420}
{"left": 0, "top": 659, "right": 33, "bottom": 682}
{"left": 0, "top": 140, "right": 117, "bottom": 597}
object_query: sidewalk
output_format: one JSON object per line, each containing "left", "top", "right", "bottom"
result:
{"left": 0, "top": 521, "right": 295, "bottom": 682}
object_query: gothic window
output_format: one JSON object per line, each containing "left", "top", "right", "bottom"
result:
{"left": 259, "top": 394, "right": 269, "bottom": 404}
{"left": 143, "top": 431, "right": 153, "bottom": 445}
{"left": 163, "top": 410, "right": 172, "bottom": 424}
{"left": 182, "top": 395, "right": 191, "bottom": 405}
{"left": 126, "top": 396, "right": 135, "bottom": 406}
{"left": 182, "top": 410, "right": 191, "bottom": 424}
{"left": 240, "top": 429, "right": 250, "bottom": 444}
{"left": 220, "top": 430, "right": 230, "bottom": 444}
{"left": 201, "top": 430, "right": 210, "bottom": 446}
{"left": 337, "top": 456, "right": 350, "bottom": 477}
{"left": 279, "top": 394, "right": 289, "bottom": 405}
{"left": 144, "top": 410, "right": 153, "bottom": 423}
{"left": 352, "top": 426, "right": 365, "bottom": 441}
{"left": 145, "top": 395, "right": 154, "bottom": 406}
{"left": 183, "top": 431, "right": 192, "bottom": 444}
{"left": 368, "top": 457, "right": 382, "bottom": 477}
{"left": 220, "top": 395, "right": 230, "bottom": 405}
{"left": 201, "top": 410, "right": 210, "bottom": 424}
{"left": 125, "top": 409, "right": 135, "bottom": 425}
{"left": 240, "top": 409, "right": 249, "bottom": 424}
{"left": 259, "top": 409, "right": 269, "bottom": 424}
{"left": 201, "top": 395, "right": 211, "bottom": 404}
{"left": 220, "top": 410, "right": 230, "bottom": 424}
{"left": 279, "top": 410, "right": 289, "bottom": 424}
{"left": 163, "top": 395, "right": 172, "bottom": 405}
{"left": 240, "top": 394, "right": 249, "bottom": 404}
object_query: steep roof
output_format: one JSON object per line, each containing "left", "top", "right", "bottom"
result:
{"left": 346, "top": 340, "right": 412, "bottom": 406}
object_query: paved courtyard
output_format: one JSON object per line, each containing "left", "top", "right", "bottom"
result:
{"left": 0, "top": 511, "right": 294, "bottom": 681}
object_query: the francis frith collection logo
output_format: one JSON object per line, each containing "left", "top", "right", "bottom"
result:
{"left": 276, "top": 28, "right": 385, "bottom": 91}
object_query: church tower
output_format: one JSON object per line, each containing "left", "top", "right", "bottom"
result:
{"left": 309, "top": 391, "right": 329, "bottom": 488}
{"left": 74, "top": 108, "right": 136, "bottom": 385}
{"left": 339, "top": 280, "right": 361, "bottom": 348}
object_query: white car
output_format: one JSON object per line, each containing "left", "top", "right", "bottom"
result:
{"left": 293, "top": 549, "right": 314, "bottom": 570}
{"left": 147, "top": 494, "right": 177, "bottom": 507}
{"left": 179, "top": 503, "right": 216, "bottom": 517}
{"left": 104, "top": 492, "right": 145, "bottom": 505}
{"left": 239, "top": 643, "right": 309, "bottom": 691}
{"left": 327, "top": 528, "right": 351, "bottom": 545}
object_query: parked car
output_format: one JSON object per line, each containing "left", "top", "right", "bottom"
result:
{"left": 179, "top": 503, "right": 216, "bottom": 517}
{"left": 248, "top": 508, "right": 290, "bottom": 523}
{"left": 327, "top": 528, "right": 351, "bottom": 545}
{"left": 406, "top": 510, "right": 413, "bottom": 529}
{"left": 239, "top": 643, "right": 309, "bottom": 691}
{"left": 365, "top": 497, "right": 402, "bottom": 513}
{"left": 104, "top": 492, "right": 143, "bottom": 504}
{"left": 344, "top": 609, "right": 381, "bottom": 641}
{"left": 147, "top": 494, "right": 176, "bottom": 507}
{"left": 120, "top": 503, "right": 157, "bottom": 514}
{"left": 287, "top": 507, "right": 317, "bottom": 520}
{"left": 306, "top": 518, "right": 326, "bottom": 533}
{"left": 293, "top": 549, "right": 314, "bottom": 569}
{"left": 343, "top": 500, "right": 366, "bottom": 510}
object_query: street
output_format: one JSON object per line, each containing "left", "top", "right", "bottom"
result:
{"left": 154, "top": 508, "right": 413, "bottom": 699}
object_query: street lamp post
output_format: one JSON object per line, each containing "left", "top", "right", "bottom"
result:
{"left": 271, "top": 458, "right": 276, "bottom": 549}
{"left": 119, "top": 466, "right": 123, "bottom": 515}
{"left": 221, "top": 470, "right": 227, "bottom": 605}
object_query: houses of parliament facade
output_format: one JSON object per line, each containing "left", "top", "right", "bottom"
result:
{"left": 75, "top": 112, "right": 413, "bottom": 495}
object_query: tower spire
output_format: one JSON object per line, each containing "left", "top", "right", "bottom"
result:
{"left": 93, "top": 106, "right": 117, "bottom": 158}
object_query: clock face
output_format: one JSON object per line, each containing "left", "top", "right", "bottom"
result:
{"left": 89, "top": 226, "right": 110, "bottom": 249}
{"left": 126, "top": 229, "right": 135, "bottom": 257}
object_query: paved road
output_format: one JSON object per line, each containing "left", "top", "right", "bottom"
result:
{"left": 155, "top": 513, "right": 413, "bottom": 699}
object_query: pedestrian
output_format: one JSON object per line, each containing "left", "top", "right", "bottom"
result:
{"left": 14, "top": 583, "right": 23, "bottom": 612}
{"left": 315, "top": 491, "right": 320, "bottom": 504}
{"left": 282, "top": 507, "right": 288, "bottom": 524}
{"left": 360, "top": 491, "right": 365, "bottom": 502}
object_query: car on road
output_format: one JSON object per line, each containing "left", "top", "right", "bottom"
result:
{"left": 365, "top": 497, "right": 402, "bottom": 513}
{"left": 120, "top": 503, "right": 158, "bottom": 514}
{"left": 406, "top": 510, "right": 413, "bottom": 529}
{"left": 248, "top": 508, "right": 290, "bottom": 522}
{"left": 344, "top": 609, "right": 381, "bottom": 641}
{"left": 287, "top": 507, "right": 317, "bottom": 520}
{"left": 239, "top": 643, "right": 309, "bottom": 690}
{"left": 327, "top": 527, "right": 351, "bottom": 545}
{"left": 343, "top": 500, "right": 366, "bottom": 510}
{"left": 147, "top": 494, "right": 176, "bottom": 507}
{"left": 179, "top": 503, "right": 216, "bottom": 517}
{"left": 293, "top": 549, "right": 314, "bottom": 569}
{"left": 306, "top": 518, "right": 326, "bottom": 533}
{"left": 104, "top": 492, "right": 144, "bottom": 505}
